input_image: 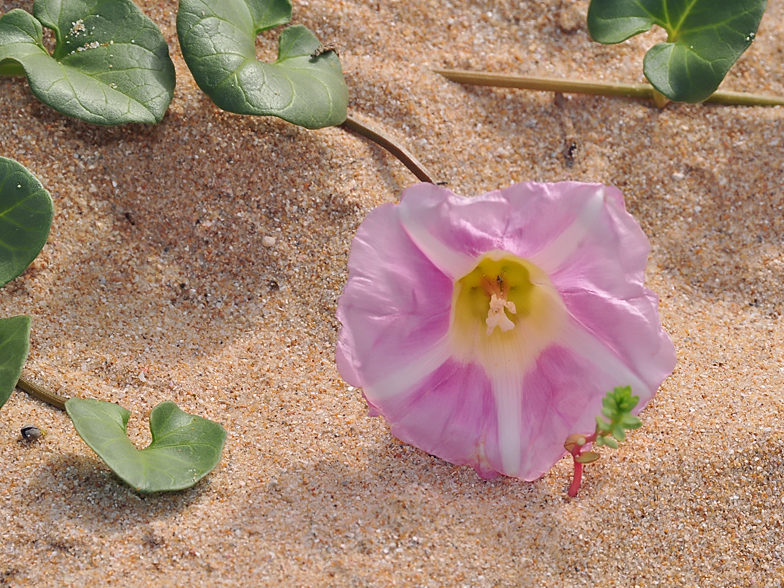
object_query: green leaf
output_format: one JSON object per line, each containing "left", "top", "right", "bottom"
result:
{"left": 620, "top": 413, "right": 642, "bottom": 429}
{"left": 177, "top": 0, "right": 348, "bottom": 129}
{"left": 596, "top": 415, "right": 612, "bottom": 433}
{"left": 0, "top": 315, "right": 30, "bottom": 410}
{"left": 66, "top": 398, "right": 227, "bottom": 493}
{"left": 611, "top": 424, "right": 627, "bottom": 443}
{"left": 0, "top": 0, "right": 175, "bottom": 124}
{"left": 0, "top": 157, "right": 53, "bottom": 288}
{"left": 576, "top": 451, "right": 601, "bottom": 464}
{"left": 602, "top": 436, "right": 619, "bottom": 449}
{"left": 587, "top": 0, "right": 768, "bottom": 103}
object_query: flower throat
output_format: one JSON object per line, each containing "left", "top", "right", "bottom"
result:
{"left": 453, "top": 254, "right": 537, "bottom": 337}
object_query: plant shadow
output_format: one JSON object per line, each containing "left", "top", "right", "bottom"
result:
{"left": 25, "top": 452, "right": 209, "bottom": 527}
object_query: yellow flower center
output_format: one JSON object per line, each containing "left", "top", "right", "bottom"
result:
{"left": 449, "top": 250, "right": 567, "bottom": 375}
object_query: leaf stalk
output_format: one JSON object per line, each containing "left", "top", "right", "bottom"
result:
{"left": 16, "top": 373, "right": 68, "bottom": 410}
{"left": 341, "top": 114, "right": 436, "bottom": 184}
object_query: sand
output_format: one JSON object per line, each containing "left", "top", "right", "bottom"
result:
{"left": 1, "top": 0, "right": 784, "bottom": 586}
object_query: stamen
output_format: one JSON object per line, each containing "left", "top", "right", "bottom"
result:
{"left": 480, "top": 275, "right": 500, "bottom": 297}
{"left": 486, "top": 293, "right": 517, "bottom": 335}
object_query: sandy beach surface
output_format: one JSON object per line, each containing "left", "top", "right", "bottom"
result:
{"left": 2, "top": 0, "right": 784, "bottom": 586}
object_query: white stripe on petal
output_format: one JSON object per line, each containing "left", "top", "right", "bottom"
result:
{"left": 364, "top": 338, "right": 453, "bottom": 401}
{"left": 529, "top": 187, "right": 606, "bottom": 274}
{"left": 560, "top": 320, "right": 647, "bottom": 395}
{"left": 492, "top": 371, "right": 524, "bottom": 477}
{"left": 398, "top": 203, "right": 477, "bottom": 279}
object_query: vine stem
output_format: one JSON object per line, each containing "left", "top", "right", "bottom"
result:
{"left": 341, "top": 114, "right": 436, "bottom": 184}
{"left": 16, "top": 373, "right": 69, "bottom": 411}
{"left": 434, "top": 69, "right": 784, "bottom": 108}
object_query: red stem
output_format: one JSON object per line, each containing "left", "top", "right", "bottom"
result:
{"left": 568, "top": 462, "right": 583, "bottom": 498}
{"left": 567, "top": 432, "right": 598, "bottom": 498}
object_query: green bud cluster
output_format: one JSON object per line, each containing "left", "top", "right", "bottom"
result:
{"left": 594, "top": 385, "right": 642, "bottom": 448}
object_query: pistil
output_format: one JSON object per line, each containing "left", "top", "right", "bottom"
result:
{"left": 484, "top": 275, "right": 517, "bottom": 335}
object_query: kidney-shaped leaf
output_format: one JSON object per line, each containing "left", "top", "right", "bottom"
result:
{"left": 0, "top": 157, "right": 53, "bottom": 288}
{"left": 0, "top": 315, "right": 30, "bottom": 411}
{"left": 587, "top": 0, "right": 768, "bottom": 103}
{"left": 66, "top": 398, "right": 227, "bottom": 493}
{"left": 0, "top": 0, "right": 175, "bottom": 124}
{"left": 177, "top": 0, "right": 348, "bottom": 129}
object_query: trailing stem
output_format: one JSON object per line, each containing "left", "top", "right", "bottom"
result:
{"left": 435, "top": 69, "right": 784, "bottom": 108}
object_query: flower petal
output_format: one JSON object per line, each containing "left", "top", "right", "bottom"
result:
{"left": 336, "top": 201, "right": 452, "bottom": 390}
{"left": 527, "top": 185, "right": 606, "bottom": 273}
{"left": 539, "top": 184, "right": 650, "bottom": 299}
{"left": 558, "top": 289, "right": 677, "bottom": 427}
{"left": 397, "top": 184, "right": 479, "bottom": 279}
{"left": 361, "top": 340, "right": 632, "bottom": 482}
{"left": 397, "top": 182, "right": 629, "bottom": 274}
{"left": 370, "top": 358, "right": 500, "bottom": 478}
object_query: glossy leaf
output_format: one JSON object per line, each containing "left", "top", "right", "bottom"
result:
{"left": 0, "top": 0, "right": 175, "bottom": 124}
{"left": 177, "top": 0, "right": 348, "bottom": 129}
{"left": 0, "top": 157, "right": 53, "bottom": 288}
{"left": 0, "top": 315, "right": 30, "bottom": 410}
{"left": 587, "top": 0, "right": 768, "bottom": 103}
{"left": 66, "top": 398, "right": 227, "bottom": 493}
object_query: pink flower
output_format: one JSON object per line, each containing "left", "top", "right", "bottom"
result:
{"left": 336, "top": 182, "right": 676, "bottom": 481}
